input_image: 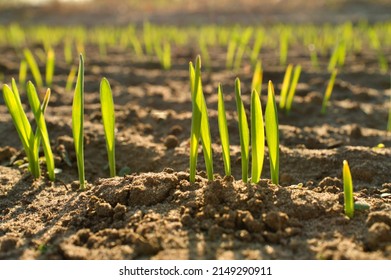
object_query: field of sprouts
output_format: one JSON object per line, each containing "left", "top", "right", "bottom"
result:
{"left": 0, "top": 0, "right": 390, "bottom": 260}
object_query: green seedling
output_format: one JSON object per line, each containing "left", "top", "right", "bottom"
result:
{"left": 217, "top": 84, "right": 231, "bottom": 176}
{"left": 250, "top": 30, "right": 264, "bottom": 66}
{"left": 235, "top": 78, "right": 250, "bottom": 183}
{"left": 100, "top": 78, "right": 116, "bottom": 177}
{"left": 285, "top": 64, "right": 302, "bottom": 113}
{"left": 251, "top": 60, "right": 263, "bottom": 94}
{"left": 66, "top": 65, "right": 77, "bottom": 92}
{"left": 3, "top": 79, "right": 54, "bottom": 180}
{"left": 321, "top": 69, "right": 338, "bottom": 114}
{"left": 279, "top": 30, "right": 289, "bottom": 66}
{"left": 3, "top": 81, "right": 40, "bottom": 178}
{"left": 279, "top": 64, "right": 293, "bottom": 110}
{"left": 388, "top": 74, "right": 391, "bottom": 131}
{"left": 189, "top": 56, "right": 213, "bottom": 182}
{"left": 233, "top": 27, "right": 253, "bottom": 71}
{"left": 45, "top": 48, "right": 55, "bottom": 87}
{"left": 265, "top": 81, "right": 279, "bottom": 184}
{"left": 24, "top": 48, "right": 43, "bottom": 88}
{"left": 250, "top": 88, "right": 264, "bottom": 184}
{"left": 64, "top": 37, "right": 73, "bottom": 65}
{"left": 19, "top": 60, "right": 27, "bottom": 86}
{"left": 72, "top": 54, "right": 86, "bottom": 190}
{"left": 343, "top": 160, "right": 354, "bottom": 218}
{"left": 26, "top": 82, "right": 55, "bottom": 181}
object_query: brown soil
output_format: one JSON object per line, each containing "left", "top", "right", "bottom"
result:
{"left": 0, "top": 1, "right": 391, "bottom": 260}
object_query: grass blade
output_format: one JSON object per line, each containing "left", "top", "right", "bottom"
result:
{"left": 321, "top": 69, "right": 338, "bottom": 114}
{"left": 45, "top": 48, "right": 55, "bottom": 87}
{"left": 189, "top": 57, "right": 202, "bottom": 183}
{"left": 265, "top": 81, "right": 279, "bottom": 184}
{"left": 217, "top": 84, "right": 231, "bottom": 176}
{"left": 100, "top": 77, "right": 116, "bottom": 177}
{"left": 251, "top": 60, "right": 263, "bottom": 94}
{"left": 285, "top": 64, "right": 302, "bottom": 113}
{"left": 3, "top": 83, "right": 40, "bottom": 178}
{"left": 343, "top": 160, "right": 354, "bottom": 218}
{"left": 19, "top": 59, "right": 27, "bottom": 86}
{"left": 24, "top": 48, "right": 43, "bottom": 88}
{"left": 235, "top": 78, "right": 250, "bottom": 182}
{"left": 279, "top": 64, "right": 293, "bottom": 110}
{"left": 66, "top": 65, "right": 77, "bottom": 92}
{"left": 199, "top": 85, "right": 214, "bottom": 181}
{"left": 250, "top": 89, "right": 264, "bottom": 184}
{"left": 72, "top": 54, "right": 85, "bottom": 189}
{"left": 26, "top": 82, "right": 55, "bottom": 181}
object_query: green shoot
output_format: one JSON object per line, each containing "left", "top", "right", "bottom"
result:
{"left": 279, "top": 64, "right": 293, "bottom": 110}
{"left": 26, "top": 82, "right": 55, "bottom": 181}
{"left": 100, "top": 78, "right": 116, "bottom": 177}
{"left": 64, "top": 37, "right": 73, "bottom": 65}
{"left": 285, "top": 64, "right": 302, "bottom": 113}
{"left": 66, "top": 65, "right": 77, "bottom": 92}
{"left": 45, "top": 48, "right": 55, "bottom": 87}
{"left": 226, "top": 39, "right": 237, "bottom": 70}
{"left": 72, "top": 54, "right": 86, "bottom": 190}
{"left": 3, "top": 81, "right": 40, "bottom": 178}
{"left": 235, "top": 78, "right": 250, "bottom": 183}
{"left": 198, "top": 75, "right": 214, "bottom": 180}
{"left": 24, "top": 48, "right": 43, "bottom": 88}
{"left": 250, "top": 30, "right": 264, "bottom": 66}
{"left": 250, "top": 89, "right": 264, "bottom": 184}
{"left": 233, "top": 27, "right": 253, "bottom": 71}
{"left": 217, "top": 84, "right": 231, "bottom": 176}
{"left": 265, "top": 81, "right": 279, "bottom": 184}
{"left": 321, "top": 69, "right": 338, "bottom": 114}
{"left": 19, "top": 60, "right": 27, "bottom": 86}
{"left": 189, "top": 57, "right": 202, "bottom": 183}
{"left": 279, "top": 30, "right": 289, "bottom": 66}
{"left": 251, "top": 60, "right": 263, "bottom": 94}
{"left": 343, "top": 160, "right": 354, "bottom": 218}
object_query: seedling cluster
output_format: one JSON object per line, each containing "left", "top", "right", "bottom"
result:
{"left": 1, "top": 21, "right": 389, "bottom": 218}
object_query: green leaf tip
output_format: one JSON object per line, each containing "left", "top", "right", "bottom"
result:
{"left": 343, "top": 160, "right": 354, "bottom": 218}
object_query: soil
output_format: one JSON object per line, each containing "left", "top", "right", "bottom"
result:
{"left": 0, "top": 0, "right": 391, "bottom": 260}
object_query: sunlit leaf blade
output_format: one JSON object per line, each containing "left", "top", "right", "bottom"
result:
{"left": 321, "top": 69, "right": 338, "bottom": 114}
{"left": 100, "top": 77, "right": 116, "bottom": 177}
{"left": 265, "top": 81, "right": 279, "bottom": 185}
{"left": 19, "top": 60, "right": 27, "bottom": 86}
{"left": 3, "top": 84, "right": 39, "bottom": 178}
{"left": 45, "top": 48, "right": 55, "bottom": 87}
{"left": 343, "top": 160, "right": 354, "bottom": 218}
{"left": 285, "top": 64, "right": 301, "bottom": 113}
{"left": 189, "top": 58, "right": 202, "bottom": 183}
{"left": 24, "top": 48, "right": 43, "bottom": 88}
{"left": 199, "top": 84, "right": 214, "bottom": 181}
{"left": 217, "top": 84, "right": 231, "bottom": 176}
{"left": 251, "top": 60, "right": 263, "bottom": 95}
{"left": 66, "top": 65, "right": 77, "bottom": 92}
{"left": 279, "top": 64, "right": 293, "bottom": 110}
{"left": 26, "top": 83, "right": 55, "bottom": 181}
{"left": 72, "top": 54, "right": 85, "bottom": 189}
{"left": 250, "top": 89, "right": 264, "bottom": 184}
{"left": 235, "top": 78, "right": 249, "bottom": 183}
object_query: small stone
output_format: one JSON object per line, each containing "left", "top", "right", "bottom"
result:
{"left": 354, "top": 201, "right": 370, "bottom": 211}
{"left": 164, "top": 135, "right": 179, "bottom": 149}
